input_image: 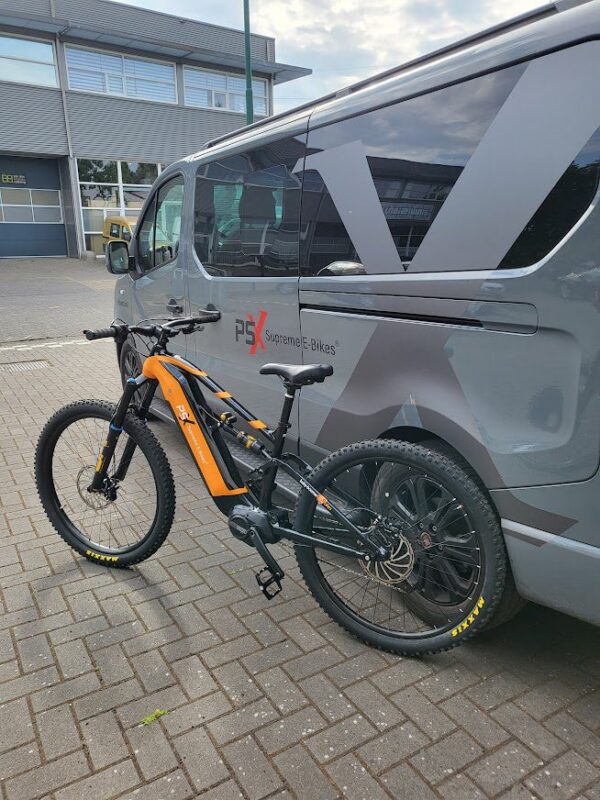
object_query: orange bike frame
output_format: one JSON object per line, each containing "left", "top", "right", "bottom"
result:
{"left": 141, "top": 354, "right": 270, "bottom": 498}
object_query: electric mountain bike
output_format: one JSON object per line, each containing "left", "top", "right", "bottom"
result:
{"left": 35, "top": 312, "right": 508, "bottom": 655}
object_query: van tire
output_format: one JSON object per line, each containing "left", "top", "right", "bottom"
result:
{"left": 416, "top": 438, "right": 527, "bottom": 630}
{"left": 119, "top": 338, "right": 156, "bottom": 417}
{"left": 485, "top": 570, "right": 527, "bottom": 629}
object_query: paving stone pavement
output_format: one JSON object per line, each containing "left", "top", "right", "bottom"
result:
{"left": 0, "top": 337, "right": 599, "bottom": 800}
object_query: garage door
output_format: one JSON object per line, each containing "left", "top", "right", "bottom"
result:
{"left": 0, "top": 156, "right": 67, "bottom": 257}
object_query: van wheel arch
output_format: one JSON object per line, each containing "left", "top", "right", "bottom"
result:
{"left": 376, "top": 426, "right": 527, "bottom": 629}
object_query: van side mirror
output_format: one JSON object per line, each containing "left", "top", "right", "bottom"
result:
{"left": 106, "top": 240, "right": 131, "bottom": 274}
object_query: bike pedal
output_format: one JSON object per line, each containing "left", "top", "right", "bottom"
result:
{"left": 255, "top": 568, "right": 283, "bottom": 600}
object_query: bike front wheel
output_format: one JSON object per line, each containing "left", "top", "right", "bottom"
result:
{"left": 293, "top": 440, "right": 506, "bottom": 656}
{"left": 35, "top": 400, "right": 175, "bottom": 567}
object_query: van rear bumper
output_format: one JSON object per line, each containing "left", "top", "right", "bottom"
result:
{"left": 501, "top": 518, "right": 600, "bottom": 626}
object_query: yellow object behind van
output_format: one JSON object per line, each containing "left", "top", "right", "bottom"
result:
{"left": 102, "top": 217, "right": 133, "bottom": 248}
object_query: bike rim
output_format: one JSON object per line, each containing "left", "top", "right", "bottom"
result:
{"left": 49, "top": 413, "right": 160, "bottom": 554}
{"left": 308, "top": 454, "right": 485, "bottom": 640}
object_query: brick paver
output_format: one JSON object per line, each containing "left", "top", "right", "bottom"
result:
{"left": 0, "top": 336, "right": 599, "bottom": 800}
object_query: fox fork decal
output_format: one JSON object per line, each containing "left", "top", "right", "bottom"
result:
{"left": 142, "top": 356, "right": 247, "bottom": 498}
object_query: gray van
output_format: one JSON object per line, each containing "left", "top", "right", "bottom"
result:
{"left": 109, "top": 0, "right": 600, "bottom": 629}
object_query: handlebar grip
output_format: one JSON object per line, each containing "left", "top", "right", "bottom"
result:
{"left": 192, "top": 310, "right": 221, "bottom": 324}
{"left": 83, "top": 326, "right": 118, "bottom": 341}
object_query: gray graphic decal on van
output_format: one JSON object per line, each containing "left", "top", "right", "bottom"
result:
{"left": 411, "top": 42, "right": 600, "bottom": 272}
{"left": 299, "top": 141, "right": 404, "bottom": 274}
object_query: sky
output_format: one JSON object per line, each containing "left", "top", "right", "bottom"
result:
{"left": 118, "top": 0, "right": 545, "bottom": 112}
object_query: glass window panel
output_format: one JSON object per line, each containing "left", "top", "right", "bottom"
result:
{"left": 82, "top": 208, "right": 109, "bottom": 231}
{"left": 252, "top": 79, "right": 266, "bottom": 97}
{"left": 80, "top": 184, "right": 119, "bottom": 208}
{"left": 185, "top": 69, "right": 226, "bottom": 91}
{"left": 0, "top": 207, "right": 3, "bottom": 222}
{"left": 1, "top": 188, "right": 29, "bottom": 204}
{"left": 120, "top": 162, "right": 158, "bottom": 185}
{"left": 125, "top": 77, "right": 176, "bottom": 102}
{"left": 125, "top": 209, "right": 140, "bottom": 223}
{"left": 194, "top": 142, "right": 300, "bottom": 277}
{"left": 124, "top": 57, "right": 174, "bottom": 82}
{"left": 85, "top": 233, "right": 105, "bottom": 255}
{"left": 123, "top": 187, "right": 150, "bottom": 209}
{"left": 301, "top": 65, "right": 525, "bottom": 274}
{"left": 0, "top": 36, "right": 54, "bottom": 63}
{"left": 4, "top": 205, "right": 34, "bottom": 222}
{"left": 204, "top": 72, "right": 227, "bottom": 90}
{"left": 183, "top": 69, "right": 206, "bottom": 89}
{"left": 253, "top": 97, "right": 267, "bottom": 116}
{"left": 185, "top": 87, "right": 210, "bottom": 108}
{"left": 107, "top": 75, "right": 124, "bottom": 93}
{"left": 227, "top": 75, "right": 245, "bottom": 92}
{"left": 501, "top": 126, "right": 600, "bottom": 267}
{"left": 154, "top": 178, "right": 184, "bottom": 267}
{"left": 78, "top": 159, "right": 118, "bottom": 183}
{"left": 66, "top": 48, "right": 175, "bottom": 103}
{"left": 0, "top": 58, "right": 57, "bottom": 87}
{"left": 66, "top": 48, "right": 103, "bottom": 70}
{"left": 229, "top": 94, "right": 245, "bottom": 113}
{"left": 31, "top": 189, "right": 60, "bottom": 206}
{"left": 68, "top": 68, "right": 105, "bottom": 92}
{"left": 214, "top": 92, "right": 227, "bottom": 109}
{"left": 136, "top": 196, "right": 156, "bottom": 271}
{"left": 33, "top": 206, "right": 62, "bottom": 222}
{"left": 99, "top": 53, "right": 123, "bottom": 73}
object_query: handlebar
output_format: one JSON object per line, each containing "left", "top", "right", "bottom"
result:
{"left": 83, "top": 310, "right": 221, "bottom": 342}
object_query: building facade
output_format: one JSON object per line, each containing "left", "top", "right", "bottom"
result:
{"left": 0, "top": 0, "right": 309, "bottom": 257}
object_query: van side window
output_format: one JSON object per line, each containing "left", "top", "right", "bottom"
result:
{"left": 137, "top": 195, "right": 157, "bottom": 271}
{"left": 500, "top": 127, "right": 600, "bottom": 268}
{"left": 194, "top": 140, "right": 302, "bottom": 277}
{"left": 300, "top": 65, "right": 523, "bottom": 275}
{"left": 136, "top": 176, "right": 184, "bottom": 272}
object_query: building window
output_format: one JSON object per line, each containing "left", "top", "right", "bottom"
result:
{"left": 0, "top": 187, "right": 62, "bottom": 223}
{"left": 0, "top": 34, "right": 57, "bottom": 88}
{"left": 184, "top": 67, "right": 268, "bottom": 116}
{"left": 66, "top": 47, "right": 176, "bottom": 104}
{"left": 77, "top": 159, "right": 160, "bottom": 254}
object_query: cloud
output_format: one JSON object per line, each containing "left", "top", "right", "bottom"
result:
{"left": 118, "top": 0, "right": 543, "bottom": 111}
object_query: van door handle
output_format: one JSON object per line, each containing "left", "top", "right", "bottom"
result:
{"left": 166, "top": 299, "right": 183, "bottom": 315}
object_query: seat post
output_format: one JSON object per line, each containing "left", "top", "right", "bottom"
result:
{"left": 258, "top": 383, "right": 297, "bottom": 510}
{"left": 272, "top": 384, "right": 297, "bottom": 459}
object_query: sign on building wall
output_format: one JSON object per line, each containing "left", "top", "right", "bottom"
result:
{"left": 1, "top": 173, "right": 27, "bottom": 185}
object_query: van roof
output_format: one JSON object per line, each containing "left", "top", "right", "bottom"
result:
{"left": 177, "top": 0, "right": 600, "bottom": 166}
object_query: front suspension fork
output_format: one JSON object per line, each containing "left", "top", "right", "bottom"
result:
{"left": 88, "top": 376, "right": 149, "bottom": 492}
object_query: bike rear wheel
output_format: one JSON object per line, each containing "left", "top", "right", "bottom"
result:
{"left": 35, "top": 400, "right": 175, "bottom": 567}
{"left": 294, "top": 439, "right": 506, "bottom": 655}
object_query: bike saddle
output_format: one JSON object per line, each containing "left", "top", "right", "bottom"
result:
{"left": 259, "top": 363, "right": 333, "bottom": 387}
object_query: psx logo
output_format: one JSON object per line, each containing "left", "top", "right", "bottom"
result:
{"left": 235, "top": 310, "right": 268, "bottom": 355}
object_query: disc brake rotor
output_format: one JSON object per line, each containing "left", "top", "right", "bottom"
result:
{"left": 361, "top": 531, "right": 415, "bottom": 586}
{"left": 76, "top": 466, "right": 111, "bottom": 510}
